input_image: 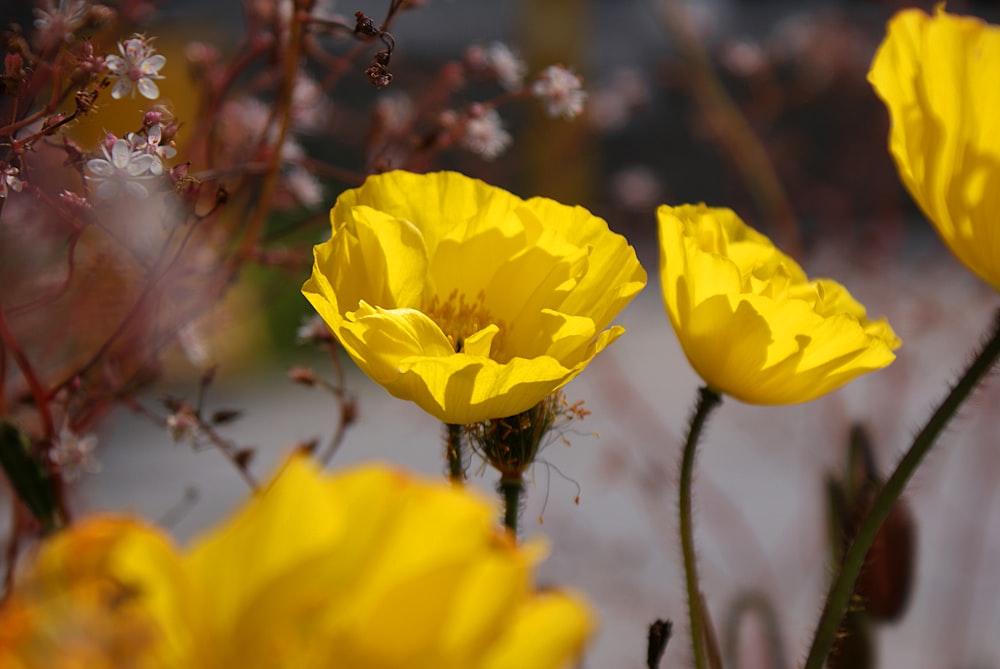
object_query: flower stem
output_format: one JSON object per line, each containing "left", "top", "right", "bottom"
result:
{"left": 238, "top": 0, "right": 306, "bottom": 259}
{"left": 444, "top": 423, "right": 465, "bottom": 483}
{"left": 499, "top": 474, "right": 522, "bottom": 535}
{"left": 679, "top": 386, "right": 723, "bottom": 669}
{"left": 803, "top": 307, "right": 1000, "bottom": 669}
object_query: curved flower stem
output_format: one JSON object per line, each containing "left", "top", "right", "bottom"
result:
{"left": 803, "top": 307, "right": 1000, "bottom": 669}
{"left": 444, "top": 423, "right": 465, "bottom": 484}
{"left": 679, "top": 386, "right": 723, "bottom": 669}
{"left": 723, "top": 590, "right": 789, "bottom": 669}
{"left": 499, "top": 474, "right": 522, "bottom": 535}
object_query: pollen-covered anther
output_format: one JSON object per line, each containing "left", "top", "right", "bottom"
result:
{"left": 422, "top": 289, "right": 505, "bottom": 353}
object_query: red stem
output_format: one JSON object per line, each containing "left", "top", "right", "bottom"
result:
{"left": 0, "top": 306, "right": 54, "bottom": 442}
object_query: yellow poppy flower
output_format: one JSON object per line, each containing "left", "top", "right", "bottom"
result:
{"left": 658, "top": 204, "right": 900, "bottom": 404}
{"left": 302, "top": 170, "right": 646, "bottom": 424}
{"left": 0, "top": 455, "right": 594, "bottom": 669}
{"left": 869, "top": 6, "right": 1000, "bottom": 292}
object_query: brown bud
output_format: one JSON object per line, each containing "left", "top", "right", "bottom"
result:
{"left": 840, "top": 424, "right": 917, "bottom": 623}
{"left": 353, "top": 11, "right": 379, "bottom": 38}
{"left": 74, "top": 88, "right": 99, "bottom": 115}
{"left": 365, "top": 61, "right": 392, "bottom": 88}
{"left": 288, "top": 366, "right": 318, "bottom": 386}
{"left": 233, "top": 448, "right": 256, "bottom": 470}
{"left": 855, "top": 494, "right": 916, "bottom": 622}
{"left": 210, "top": 409, "right": 242, "bottom": 425}
{"left": 161, "top": 395, "right": 186, "bottom": 413}
{"left": 647, "top": 619, "right": 672, "bottom": 669}
{"left": 341, "top": 397, "right": 358, "bottom": 425}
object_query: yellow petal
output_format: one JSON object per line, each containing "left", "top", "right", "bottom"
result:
{"left": 337, "top": 302, "right": 456, "bottom": 383}
{"left": 480, "top": 591, "right": 596, "bottom": 669}
{"left": 521, "top": 197, "right": 647, "bottom": 329}
{"left": 184, "top": 455, "right": 345, "bottom": 637}
{"left": 483, "top": 243, "right": 589, "bottom": 355}
{"left": 869, "top": 6, "right": 1000, "bottom": 291}
{"left": 302, "top": 205, "right": 428, "bottom": 332}
{"left": 333, "top": 170, "right": 525, "bottom": 260}
{"left": 392, "top": 353, "right": 582, "bottom": 424}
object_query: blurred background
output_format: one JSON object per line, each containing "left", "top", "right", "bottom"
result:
{"left": 3, "top": 1, "right": 1000, "bottom": 667}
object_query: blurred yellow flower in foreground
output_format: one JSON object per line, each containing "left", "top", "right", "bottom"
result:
{"left": 303, "top": 170, "right": 646, "bottom": 424}
{"left": 658, "top": 205, "right": 900, "bottom": 404}
{"left": 0, "top": 455, "right": 594, "bottom": 669}
{"left": 869, "top": 6, "right": 1000, "bottom": 292}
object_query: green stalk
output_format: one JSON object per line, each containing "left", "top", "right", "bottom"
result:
{"left": 444, "top": 423, "right": 465, "bottom": 483}
{"left": 499, "top": 474, "right": 523, "bottom": 535}
{"left": 803, "top": 307, "right": 1000, "bottom": 669}
{"left": 679, "top": 386, "right": 723, "bottom": 669}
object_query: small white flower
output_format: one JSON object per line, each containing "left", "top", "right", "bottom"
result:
{"left": 531, "top": 65, "right": 587, "bottom": 120}
{"left": 85, "top": 137, "right": 158, "bottom": 199}
{"left": 49, "top": 427, "right": 101, "bottom": 482}
{"left": 484, "top": 42, "right": 526, "bottom": 91}
{"left": 286, "top": 167, "right": 324, "bottom": 208}
{"left": 290, "top": 75, "right": 328, "bottom": 131}
{"left": 177, "top": 321, "right": 210, "bottom": 368}
{"left": 0, "top": 166, "right": 24, "bottom": 198}
{"left": 105, "top": 36, "right": 166, "bottom": 100}
{"left": 296, "top": 314, "right": 333, "bottom": 345}
{"left": 461, "top": 108, "right": 511, "bottom": 160}
{"left": 374, "top": 93, "right": 413, "bottom": 130}
{"left": 166, "top": 406, "right": 201, "bottom": 444}
{"left": 146, "top": 123, "right": 178, "bottom": 174}
{"left": 128, "top": 124, "right": 178, "bottom": 175}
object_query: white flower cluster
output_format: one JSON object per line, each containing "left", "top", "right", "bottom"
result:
{"left": 33, "top": 0, "right": 88, "bottom": 39}
{"left": 531, "top": 65, "right": 587, "bottom": 120}
{"left": 482, "top": 42, "right": 526, "bottom": 91}
{"left": 461, "top": 108, "right": 512, "bottom": 160}
{"left": 49, "top": 426, "right": 101, "bottom": 482}
{"left": 105, "top": 36, "right": 166, "bottom": 100}
{"left": 85, "top": 124, "right": 176, "bottom": 200}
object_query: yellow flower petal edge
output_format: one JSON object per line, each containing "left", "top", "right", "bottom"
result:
{"left": 0, "top": 454, "right": 595, "bottom": 669}
{"left": 869, "top": 5, "right": 1000, "bottom": 292}
{"left": 658, "top": 204, "right": 900, "bottom": 404}
{"left": 303, "top": 170, "right": 647, "bottom": 423}
{"left": 0, "top": 517, "right": 192, "bottom": 669}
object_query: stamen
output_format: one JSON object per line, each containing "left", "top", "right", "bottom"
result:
{"left": 422, "top": 290, "right": 505, "bottom": 354}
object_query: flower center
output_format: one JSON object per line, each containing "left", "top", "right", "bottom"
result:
{"left": 422, "top": 289, "right": 504, "bottom": 354}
